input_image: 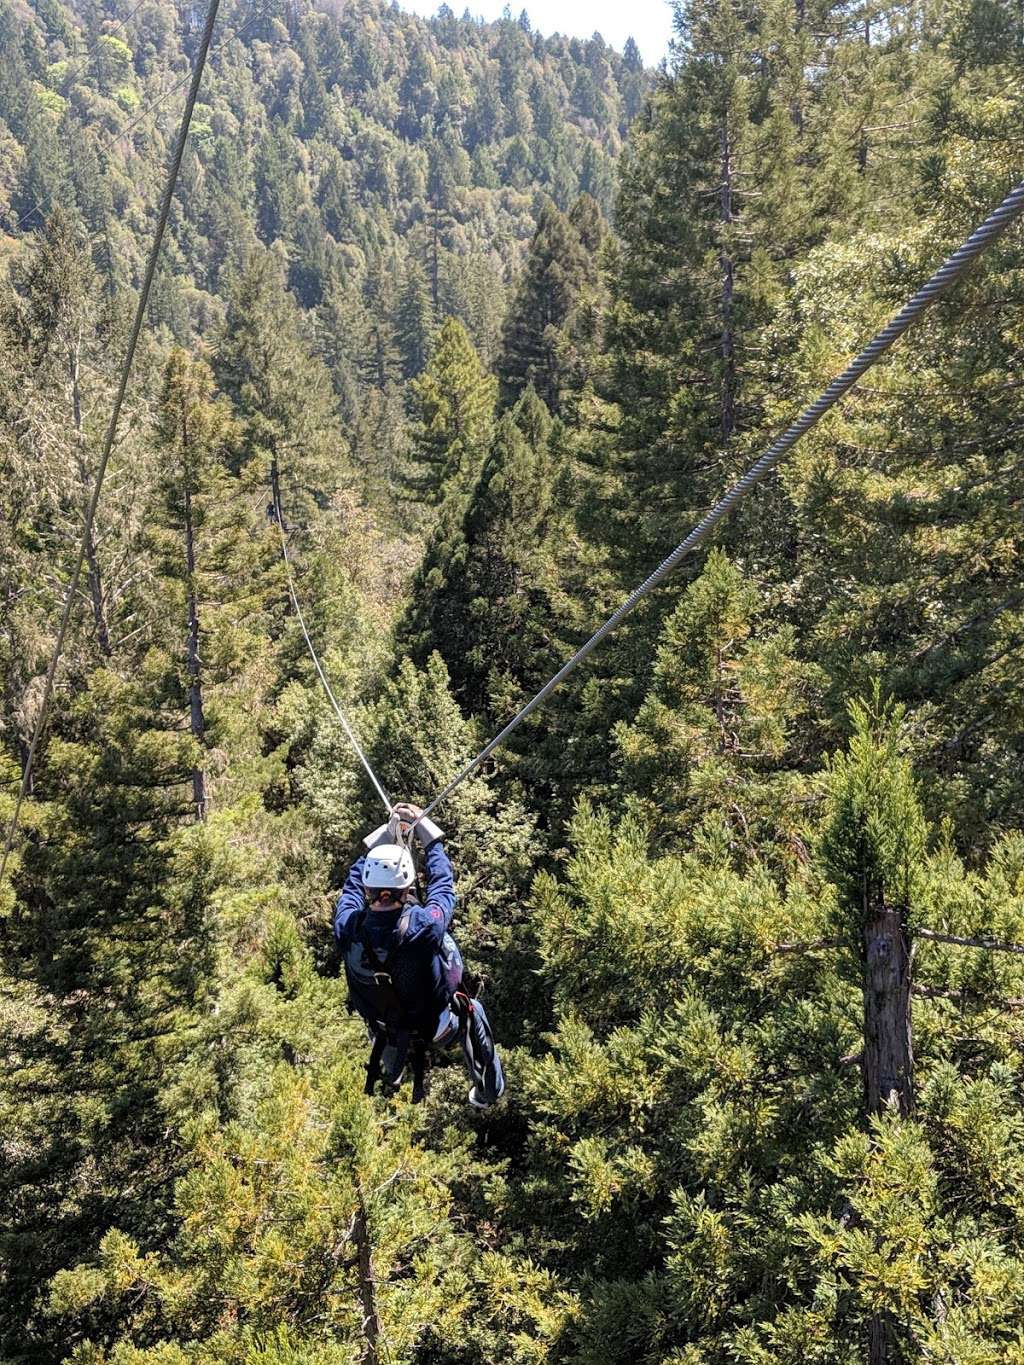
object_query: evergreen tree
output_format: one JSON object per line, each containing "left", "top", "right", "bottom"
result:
{"left": 0, "top": 667, "right": 203, "bottom": 1356}
{"left": 408, "top": 315, "right": 496, "bottom": 504}
{"left": 395, "top": 255, "right": 434, "bottom": 381}
{"left": 153, "top": 349, "right": 241, "bottom": 820}
{"left": 216, "top": 248, "right": 346, "bottom": 521}
{"left": 616, "top": 548, "right": 822, "bottom": 867}
{"left": 0, "top": 209, "right": 153, "bottom": 666}
{"left": 496, "top": 197, "right": 599, "bottom": 414}
{"left": 399, "top": 388, "right": 568, "bottom": 721}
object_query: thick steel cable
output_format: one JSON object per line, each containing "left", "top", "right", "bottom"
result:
{"left": 420, "top": 177, "right": 1024, "bottom": 823}
{"left": 274, "top": 518, "right": 393, "bottom": 816}
{"left": 0, "top": 0, "right": 223, "bottom": 888}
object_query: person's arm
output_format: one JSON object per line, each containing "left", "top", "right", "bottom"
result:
{"left": 421, "top": 837, "right": 456, "bottom": 932}
{"left": 394, "top": 839, "right": 456, "bottom": 949}
{"left": 333, "top": 854, "right": 366, "bottom": 945}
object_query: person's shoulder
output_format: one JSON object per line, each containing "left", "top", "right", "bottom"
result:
{"left": 400, "top": 902, "right": 445, "bottom": 937}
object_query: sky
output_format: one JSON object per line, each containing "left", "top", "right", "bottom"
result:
{"left": 399, "top": 0, "right": 676, "bottom": 66}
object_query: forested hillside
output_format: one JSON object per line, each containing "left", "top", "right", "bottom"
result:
{"left": 1, "top": 0, "right": 1024, "bottom": 1360}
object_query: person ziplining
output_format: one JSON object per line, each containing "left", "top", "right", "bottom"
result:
{"left": 0, "top": 0, "right": 1020, "bottom": 1133}
{"left": 334, "top": 802, "right": 505, "bottom": 1107}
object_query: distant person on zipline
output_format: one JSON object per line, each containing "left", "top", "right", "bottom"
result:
{"left": 334, "top": 802, "right": 505, "bottom": 1108}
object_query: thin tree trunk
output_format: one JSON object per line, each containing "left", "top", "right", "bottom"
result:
{"left": 431, "top": 202, "right": 440, "bottom": 311}
{"left": 858, "top": 19, "right": 871, "bottom": 173}
{"left": 353, "top": 1194, "right": 381, "bottom": 1365}
{"left": 869, "top": 1309, "right": 898, "bottom": 1365}
{"left": 792, "top": 0, "right": 805, "bottom": 132}
{"left": 862, "top": 886, "right": 912, "bottom": 1364}
{"left": 183, "top": 481, "right": 207, "bottom": 820}
{"left": 71, "top": 339, "right": 112, "bottom": 657}
{"left": 718, "top": 124, "right": 736, "bottom": 441}
{"left": 270, "top": 455, "right": 283, "bottom": 524}
{"left": 861, "top": 890, "right": 914, "bottom": 1117}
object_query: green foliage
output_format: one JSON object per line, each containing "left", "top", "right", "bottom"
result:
{"left": 821, "top": 691, "right": 928, "bottom": 929}
{"left": 216, "top": 249, "right": 347, "bottom": 517}
{"left": 3, "top": 1, "right": 1024, "bottom": 1362}
{"left": 409, "top": 315, "right": 496, "bottom": 505}
{"left": 497, "top": 196, "right": 604, "bottom": 415}
{"left": 399, "top": 389, "right": 572, "bottom": 723}
{"left": 616, "top": 549, "right": 821, "bottom": 866}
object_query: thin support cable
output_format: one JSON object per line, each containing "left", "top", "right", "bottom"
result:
{"left": 100, "top": 6, "right": 271, "bottom": 154}
{"left": 0, "top": 0, "right": 223, "bottom": 888}
{"left": 421, "top": 177, "right": 1024, "bottom": 823}
{"left": 274, "top": 517, "right": 392, "bottom": 817}
{"left": 14, "top": 2, "right": 272, "bottom": 236}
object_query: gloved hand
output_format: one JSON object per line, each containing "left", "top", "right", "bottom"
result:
{"left": 391, "top": 802, "right": 443, "bottom": 847}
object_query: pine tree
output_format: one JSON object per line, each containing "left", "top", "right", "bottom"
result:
{"left": 496, "top": 197, "right": 598, "bottom": 414}
{"left": 154, "top": 349, "right": 241, "bottom": 820}
{"left": 408, "top": 315, "right": 496, "bottom": 505}
{"left": 216, "top": 248, "right": 347, "bottom": 522}
{"left": 395, "top": 256, "right": 434, "bottom": 381}
{"left": 399, "top": 388, "right": 568, "bottom": 721}
{"left": 0, "top": 666, "right": 202, "bottom": 1355}
{"left": 0, "top": 210, "right": 153, "bottom": 667}
{"left": 616, "top": 548, "right": 821, "bottom": 867}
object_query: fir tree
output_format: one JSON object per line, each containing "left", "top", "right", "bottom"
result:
{"left": 395, "top": 256, "right": 434, "bottom": 381}
{"left": 496, "top": 197, "right": 598, "bottom": 414}
{"left": 399, "top": 388, "right": 568, "bottom": 721}
{"left": 408, "top": 315, "right": 496, "bottom": 505}
{"left": 153, "top": 349, "right": 240, "bottom": 820}
{"left": 616, "top": 548, "right": 821, "bottom": 867}
{"left": 215, "top": 248, "right": 346, "bottom": 522}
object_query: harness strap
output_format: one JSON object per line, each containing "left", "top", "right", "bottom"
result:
{"left": 389, "top": 1029, "right": 412, "bottom": 1084}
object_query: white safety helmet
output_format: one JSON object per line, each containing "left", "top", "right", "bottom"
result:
{"left": 362, "top": 843, "right": 416, "bottom": 894}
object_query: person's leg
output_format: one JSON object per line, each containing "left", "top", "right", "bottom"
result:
{"left": 455, "top": 994, "right": 505, "bottom": 1107}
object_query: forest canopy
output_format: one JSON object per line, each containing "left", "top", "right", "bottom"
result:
{"left": 1, "top": 0, "right": 1023, "bottom": 1361}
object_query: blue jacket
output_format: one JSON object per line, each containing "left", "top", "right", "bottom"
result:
{"left": 334, "top": 839, "right": 458, "bottom": 1032}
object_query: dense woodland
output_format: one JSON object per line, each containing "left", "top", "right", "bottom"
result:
{"left": 1, "top": 0, "right": 1023, "bottom": 1359}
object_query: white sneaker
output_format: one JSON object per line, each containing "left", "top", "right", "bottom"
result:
{"left": 468, "top": 1078, "right": 505, "bottom": 1109}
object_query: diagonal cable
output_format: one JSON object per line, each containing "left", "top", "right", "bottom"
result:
{"left": 274, "top": 516, "right": 393, "bottom": 817}
{"left": 420, "top": 177, "right": 1024, "bottom": 823}
{"left": 0, "top": 0, "right": 223, "bottom": 887}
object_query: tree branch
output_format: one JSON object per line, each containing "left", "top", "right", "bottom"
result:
{"left": 916, "top": 927, "right": 1024, "bottom": 955}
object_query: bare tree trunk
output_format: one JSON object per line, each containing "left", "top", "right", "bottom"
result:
{"left": 718, "top": 124, "right": 736, "bottom": 441}
{"left": 862, "top": 891, "right": 914, "bottom": 1117}
{"left": 869, "top": 1308, "right": 899, "bottom": 1365}
{"left": 71, "top": 340, "right": 112, "bottom": 658}
{"left": 183, "top": 482, "right": 207, "bottom": 820}
{"left": 353, "top": 1194, "right": 381, "bottom": 1365}
{"left": 863, "top": 886, "right": 912, "bottom": 1363}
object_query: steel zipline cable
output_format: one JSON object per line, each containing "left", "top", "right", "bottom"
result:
{"left": 418, "top": 177, "right": 1024, "bottom": 824}
{"left": 274, "top": 516, "right": 393, "bottom": 817}
{"left": 0, "top": 0, "right": 223, "bottom": 888}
